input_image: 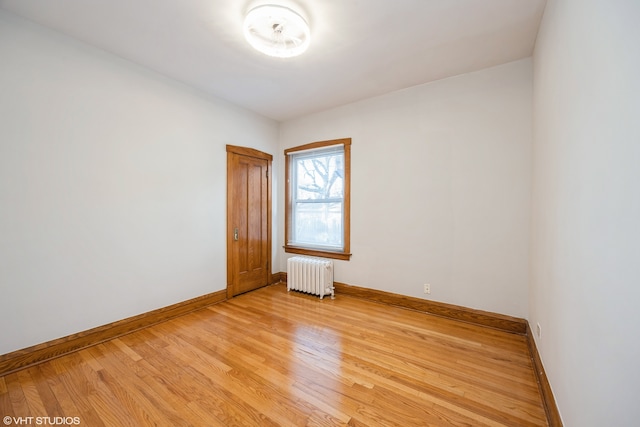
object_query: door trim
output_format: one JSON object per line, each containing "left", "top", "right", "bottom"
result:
{"left": 226, "top": 145, "right": 273, "bottom": 299}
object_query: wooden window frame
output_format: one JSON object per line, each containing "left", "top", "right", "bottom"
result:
{"left": 284, "top": 138, "right": 351, "bottom": 261}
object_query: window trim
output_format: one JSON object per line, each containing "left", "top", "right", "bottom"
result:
{"left": 284, "top": 138, "right": 351, "bottom": 261}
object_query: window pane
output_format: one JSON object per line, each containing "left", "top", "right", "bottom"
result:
{"left": 295, "top": 153, "right": 344, "bottom": 200}
{"left": 294, "top": 202, "right": 343, "bottom": 247}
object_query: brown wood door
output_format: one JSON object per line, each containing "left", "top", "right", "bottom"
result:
{"left": 226, "top": 145, "right": 272, "bottom": 298}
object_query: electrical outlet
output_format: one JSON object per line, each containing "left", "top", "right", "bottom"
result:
{"left": 423, "top": 284, "right": 431, "bottom": 294}
{"left": 536, "top": 322, "right": 542, "bottom": 338}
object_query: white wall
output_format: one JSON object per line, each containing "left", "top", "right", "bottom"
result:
{"left": 531, "top": 0, "right": 640, "bottom": 425}
{"left": 279, "top": 59, "right": 533, "bottom": 318}
{"left": 0, "top": 10, "right": 278, "bottom": 355}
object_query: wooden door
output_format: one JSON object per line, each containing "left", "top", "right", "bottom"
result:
{"left": 226, "top": 145, "right": 272, "bottom": 298}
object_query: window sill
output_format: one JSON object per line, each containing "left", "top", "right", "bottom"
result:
{"left": 284, "top": 245, "right": 352, "bottom": 261}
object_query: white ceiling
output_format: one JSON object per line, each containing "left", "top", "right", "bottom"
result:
{"left": 0, "top": 0, "right": 546, "bottom": 122}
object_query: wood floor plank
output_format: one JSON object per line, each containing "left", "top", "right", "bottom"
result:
{"left": 143, "top": 328, "right": 284, "bottom": 426}
{"left": 15, "top": 369, "right": 48, "bottom": 417}
{"left": 90, "top": 341, "right": 198, "bottom": 427}
{"left": 5, "top": 372, "right": 32, "bottom": 418}
{"left": 49, "top": 355, "right": 107, "bottom": 426}
{"left": 84, "top": 345, "right": 171, "bottom": 426}
{"left": 0, "top": 284, "right": 548, "bottom": 426}
{"left": 34, "top": 362, "right": 83, "bottom": 421}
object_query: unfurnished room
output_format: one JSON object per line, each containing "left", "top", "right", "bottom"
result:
{"left": 0, "top": 1, "right": 639, "bottom": 426}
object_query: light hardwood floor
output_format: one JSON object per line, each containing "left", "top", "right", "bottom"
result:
{"left": 0, "top": 284, "right": 548, "bottom": 426}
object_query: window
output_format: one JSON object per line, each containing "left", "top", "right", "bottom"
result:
{"left": 285, "top": 138, "right": 351, "bottom": 260}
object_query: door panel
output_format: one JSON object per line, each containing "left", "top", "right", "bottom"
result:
{"left": 227, "top": 146, "right": 272, "bottom": 298}
{"left": 236, "top": 156, "right": 267, "bottom": 294}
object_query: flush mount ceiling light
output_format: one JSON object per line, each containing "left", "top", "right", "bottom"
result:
{"left": 243, "top": 4, "right": 311, "bottom": 58}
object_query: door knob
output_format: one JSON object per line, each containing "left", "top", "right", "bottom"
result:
{"left": 234, "top": 228, "right": 239, "bottom": 241}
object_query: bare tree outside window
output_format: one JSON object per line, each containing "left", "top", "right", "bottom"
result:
{"left": 293, "top": 150, "right": 343, "bottom": 248}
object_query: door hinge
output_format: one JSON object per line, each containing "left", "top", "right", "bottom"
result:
{"left": 266, "top": 169, "right": 269, "bottom": 178}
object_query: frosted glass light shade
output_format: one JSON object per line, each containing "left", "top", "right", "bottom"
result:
{"left": 243, "top": 4, "right": 311, "bottom": 58}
